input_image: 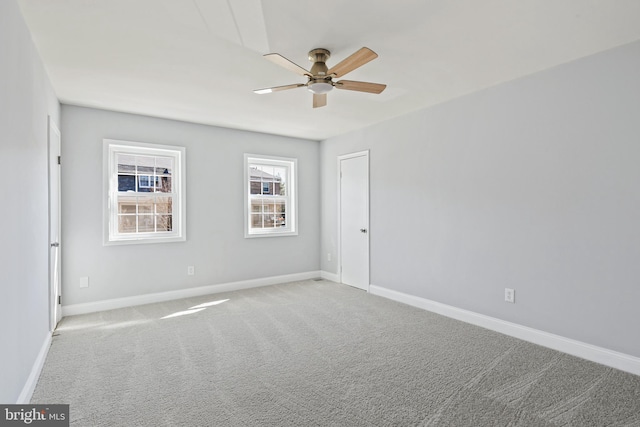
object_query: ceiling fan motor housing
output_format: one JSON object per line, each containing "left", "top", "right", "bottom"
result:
{"left": 308, "top": 48, "right": 333, "bottom": 93}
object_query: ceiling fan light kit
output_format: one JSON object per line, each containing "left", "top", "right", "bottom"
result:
{"left": 254, "top": 47, "right": 386, "bottom": 108}
{"left": 307, "top": 81, "right": 333, "bottom": 94}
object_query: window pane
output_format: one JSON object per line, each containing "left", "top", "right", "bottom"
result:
{"left": 263, "top": 214, "right": 275, "bottom": 228}
{"left": 138, "top": 215, "right": 155, "bottom": 232}
{"left": 118, "top": 175, "right": 136, "bottom": 192}
{"left": 118, "top": 196, "right": 137, "bottom": 214}
{"left": 156, "top": 157, "right": 173, "bottom": 175}
{"left": 262, "top": 182, "right": 272, "bottom": 195}
{"left": 155, "top": 197, "right": 172, "bottom": 214}
{"left": 249, "top": 166, "right": 262, "bottom": 195}
{"left": 118, "top": 215, "right": 136, "bottom": 233}
{"left": 138, "top": 197, "right": 154, "bottom": 214}
{"left": 250, "top": 200, "right": 261, "bottom": 213}
{"left": 274, "top": 167, "right": 286, "bottom": 196}
{"left": 137, "top": 176, "right": 153, "bottom": 192}
{"left": 117, "top": 154, "right": 136, "bottom": 173}
{"left": 157, "top": 176, "right": 172, "bottom": 193}
{"left": 137, "top": 166, "right": 154, "bottom": 174}
{"left": 136, "top": 155, "right": 155, "bottom": 174}
{"left": 156, "top": 215, "right": 172, "bottom": 231}
{"left": 275, "top": 200, "right": 286, "bottom": 226}
{"left": 250, "top": 182, "right": 261, "bottom": 195}
{"left": 262, "top": 166, "right": 274, "bottom": 179}
{"left": 262, "top": 166, "right": 274, "bottom": 195}
{"left": 250, "top": 214, "right": 262, "bottom": 229}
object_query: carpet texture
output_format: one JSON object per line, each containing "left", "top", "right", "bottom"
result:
{"left": 32, "top": 280, "right": 640, "bottom": 426}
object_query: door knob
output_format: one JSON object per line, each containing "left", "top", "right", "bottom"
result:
{"left": 360, "top": 228, "right": 367, "bottom": 233}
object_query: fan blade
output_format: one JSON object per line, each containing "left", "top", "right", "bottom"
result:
{"left": 264, "top": 53, "right": 311, "bottom": 77}
{"left": 335, "top": 80, "right": 386, "bottom": 94}
{"left": 326, "top": 47, "right": 378, "bottom": 78}
{"left": 313, "top": 93, "right": 327, "bottom": 108}
{"left": 254, "top": 83, "right": 305, "bottom": 94}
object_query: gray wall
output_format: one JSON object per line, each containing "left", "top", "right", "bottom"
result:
{"left": 61, "top": 106, "right": 320, "bottom": 305}
{"left": 321, "top": 41, "right": 640, "bottom": 358}
{"left": 0, "top": 0, "right": 61, "bottom": 403}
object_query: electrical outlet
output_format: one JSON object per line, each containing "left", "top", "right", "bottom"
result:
{"left": 327, "top": 253, "right": 332, "bottom": 262}
{"left": 187, "top": 266, "right": 195, "bottom": 276}
{"left": 505, "top": 288, "right": 515, "bottom": 303}
{"left": 80, "top": 276, "right": 89, "bottom": 288}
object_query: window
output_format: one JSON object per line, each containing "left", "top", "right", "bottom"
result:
{"left": 244, "top": 154, "right": 297, "bottom": 237}
{"left": 138, "top": 175, "right": 158, "bottom": 189}
{"left": 104, "top": 139, "right": 186, "bottom": 245}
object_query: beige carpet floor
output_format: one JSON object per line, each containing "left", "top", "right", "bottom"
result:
{"left": 32, "top": 280, "right": 640, "bottom": 426}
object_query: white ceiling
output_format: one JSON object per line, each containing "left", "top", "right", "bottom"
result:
{"left": 18, "top": 0, "right": 640, "bottom": 141}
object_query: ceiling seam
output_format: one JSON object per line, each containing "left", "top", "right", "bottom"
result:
{"left": 225, "top": 0, "right": 245, "bottom": 47}
{"left": 192, "top": 0, "right": 212, "bottom": 34}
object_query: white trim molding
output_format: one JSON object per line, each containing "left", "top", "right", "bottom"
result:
{"left": 63, "top": 271, "right": 322, "bottom": 317}
{"left": 320, "top": 270, "right": 340, "bottom": 283}
{"left": 17, "top": 332, "right": 52, "bottom": 404}
{"left": 369, "top": 284, "right": 640, "bottom": 377}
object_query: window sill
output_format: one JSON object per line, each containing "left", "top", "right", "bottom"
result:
{"left": 104, "top": 235, "right": 186, "bottom": 246}
{"left": 244, "top": 230, "right": 298, "bottom": 239}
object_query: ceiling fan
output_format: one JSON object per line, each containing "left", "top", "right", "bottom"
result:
{"left": 254, "top": 47, "right": 386, "bottom": 108}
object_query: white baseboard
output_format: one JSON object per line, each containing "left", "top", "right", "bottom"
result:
{"left": 320, "top": 270, "right": 339, "bottom": 283}
{"left": 17, "top": 332, "right": 52, "bottom": 404}
{"left": 63, "top": 271, "right": 322, "bottom": 317}
{"left": 369, "top": 284, "right": 640, "bottom": 377}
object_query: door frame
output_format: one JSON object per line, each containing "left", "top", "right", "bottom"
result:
{"left": 48, "top": 116, "right": 62, "bottom": 331}
{"left": 337, "top": 150, "right": 370, "bottom": 290}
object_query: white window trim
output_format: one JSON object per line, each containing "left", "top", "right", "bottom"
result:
{"left": 103, "top": 139, "right": 186, "bottom": 245}
{"left": 244, "top": 153, "right": 298, "bottom": 238}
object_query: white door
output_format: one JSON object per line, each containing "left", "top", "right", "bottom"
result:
{"left": 339, "top": 151, "right": 369, "bottom": 290}
{"left": 48, "top": 117, "right": 62, "bottom": 330}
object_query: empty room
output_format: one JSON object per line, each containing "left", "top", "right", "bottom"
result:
{"left": 2, "top": 0, "right": 640, "bottom": 425}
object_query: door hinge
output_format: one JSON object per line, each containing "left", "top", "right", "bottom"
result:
{"left": 57, "top": 156, "right": 61, "bottom": 165}
{"left": 58, "top": 295, "right": 61, "bottom": 305}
